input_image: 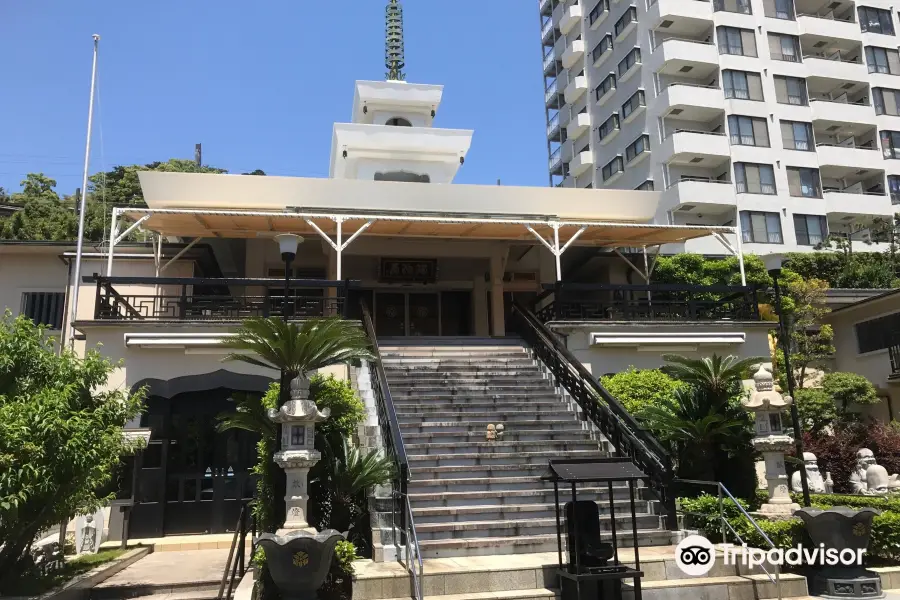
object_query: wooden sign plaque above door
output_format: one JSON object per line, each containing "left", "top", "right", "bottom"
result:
{"left": 380, "top": 258, "right": 438, "bottom": 284}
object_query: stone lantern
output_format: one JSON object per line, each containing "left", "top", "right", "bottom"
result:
{"left": 269, "top": 375, "right": 330, "bottom": 534}
{"left": 742, "top": 364, "right": 799, "bottom": 518}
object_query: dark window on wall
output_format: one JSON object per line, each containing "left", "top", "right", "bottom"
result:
{"left": 855, "top": 312, "right": 900, "bottom": 353}
{"left": 589, "top": 0, "right": 609, "bottom": 25}
{"left": 636, "top": 180, "right": 655, "bottom": 190}
{"left": 767, "top": 33, "right": 801, "bottom": 62}
{"left": 625, "top": 134, "right": 651, "bottom": 162}
{"left": 859, "top": 6, "right": 895, "bottom": 35}
{"left": 714, "top": 0, "right": 752, "bottom": 14}
{"left": 717, "top": 26, "right": 758, "bottom": 56}
{"left": 728, "top": 115, "right": 770, "bottom": 146}
{"left": 723, "top": 70, "right": 764, "bottom": 100}
{"left": 889, "top": 175, "right": 900, "bottom": 203}
{"left": 595, "top": 73, "right": 617, "bottom": 100}
{"left": 793, "top": 214, "right": 828, "bottom": 246}
{"left": 780, "top": 120, "right": 814, "bottom": 150}
{"left": 866, "top": 46, "right": 900, "bottom": 74}
{"left": 615, "top": 7, "right": 638, "bottom": 37}
{"left": 740, "top": 211, "right": 784, "bottom": 243}
{"left": 618, "top": 48, "right": 641, "bottom": 77}
{"left": 773, "top": 75, "right": 808, "bottom": 105}
{"left": 881, "top": 130, "right": 900, "bottom": 158}
{"left": 763, "top": 0, "right": 795, "bottom": 19}
{"left": 875, "top": 88, "right": 900, "bottom": 115}
{"left": 599, "top": 113, "right": 620, "bottom": 140}
{"left": 593, "top": 35, "right": 614, "bottom": 62}
{"left": 786, "top": 167, "right": 823, "bottom": 197}
{"left": 602, "top": 156, "right": 624, "bottom": 181}
{"left": 734, "top": 163, "right": 777, "bottom": 194}
{"left": 20, "top": 292, "right": 65, "bottom": 330}
{"left": 621, "top": 90, "right": 646, "bottom": 119}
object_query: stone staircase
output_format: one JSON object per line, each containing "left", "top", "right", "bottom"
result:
{"left": 380, "top": 341, "right": 674, "bottom": 559}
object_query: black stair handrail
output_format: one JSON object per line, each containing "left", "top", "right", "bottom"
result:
{"left": 512, "top": 300, "right": 678, "bottom": 529}
{"left": 217, "top": 500, "right": 256, "bottom": 600}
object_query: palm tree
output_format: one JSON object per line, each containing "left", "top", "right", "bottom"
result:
{"left": 215, "top": 391, "right": 277, "bottom": 439}
{"left": 660, "top": 354, "right": 764, "bottom": 407}
{"left": 318, "top": 439, "right": 395, "bottom": 533}
{"left": 221, "top": 317, "right": 374, "bottom": 405}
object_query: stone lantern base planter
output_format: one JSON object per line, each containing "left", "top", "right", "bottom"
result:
{"left": 795, "top": 507, "right": 884, "bottom": 599}
{"left": 256, "top": 529, "right": 345, "bottom": 600}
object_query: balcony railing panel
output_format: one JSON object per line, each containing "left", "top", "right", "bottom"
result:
{"left": 86, "top": 276, "right": 353, "bottom": 322}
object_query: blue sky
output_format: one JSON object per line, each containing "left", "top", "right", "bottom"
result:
{"left": 0, "top": 1, "right": 549, "bottom": 195}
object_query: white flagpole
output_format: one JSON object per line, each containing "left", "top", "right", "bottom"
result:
{"left": 68, "top": 34, "right": 100, "bottom": 348}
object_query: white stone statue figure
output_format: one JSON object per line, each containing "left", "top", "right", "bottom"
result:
{"left": 74, "top": 509, "right": 104, "bottom": 554}
{"left": 850, "top": 448, "right": 878, "bottom": 494}
{"left": 80, "top": 515, "right": 97, "bottom": 553}
{"left": 791, "top": 452, "right": 833, "bottom": 494}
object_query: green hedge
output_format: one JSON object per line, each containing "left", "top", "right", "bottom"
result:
{"left": 681, "top": 493, "right": 900, "bottom": 563}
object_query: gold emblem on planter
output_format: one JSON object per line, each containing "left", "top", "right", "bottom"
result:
{"left": 293, "top": 551, "right": 310, "bottom": 567}
{"left": 853, "top": 523, "right": 868, "bottom": 537}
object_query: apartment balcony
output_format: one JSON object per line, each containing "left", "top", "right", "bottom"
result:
{"left": 540, "top": 0, "right": 553, "bottom": 17}
{"left": 566, "top": 112, "right": 592, "bottom": 138}
{"left": 653, "top": 83, "right": 725, "bottom": 119}
{"left": 547, "top": 113, "right": 562, "bottom": 141}
{"left": 549, "top": 146, "right": 564, "bottom": 175}
{"left": 543, "top": 50, "right": 562, "bottom": 75}
{"left": 646, "top": 38, "right": 719, "bottom": 78}
{"left": 825, "top": 189, "right": 894, "bottom": 219}
{"left": 545, "top": 79, "right": 562, "bottom": 108}
{"left": 810, "top": 98, "right": 875, "bottom": 125}
{"left": 797, "top": 13, "right": 860, "bottom": 41}
{"left": 562, "top": 39, "right": 585, "bottom": 69}
{"left": 570, "top": 149, "right": 594, "bottom": 176}
{"left": 647, "top": 0, "right": 713, "bottom": 36}
{"left": 660, "top": 178, "right": 736, "bottom": 214}
{"left": 816, "top": 142, "right": 881, "bottom": 171}
{"left": 541, "top": 18, "right": 556, "bottom": 45}
{"left": 803, "top": 54, "right": 868, "bottom": 83}
{"left": 561, "top": 3, "right": 583, "bottom": 34}
{"left": 565, "top": 76, "right": 589, "bottom": 103}
{"left": 658, "top": 129, "right": 731, "bottom": 166}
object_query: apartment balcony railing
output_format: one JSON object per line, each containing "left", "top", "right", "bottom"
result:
{"left": 534, "top": 283, "right": 761, "bottom": 322}
{"left": 549, "top": 146, "right": 563, "bottom": 170}
{"left": 797, "top": 11, "right": 855, "bottom": 22}
{"left": 86, "top": 276, "right": 352, "bottom": 322}
{"left": 890, "top": 337, "right": 900, "bottom": 379}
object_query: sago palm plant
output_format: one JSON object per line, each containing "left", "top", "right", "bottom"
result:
{"left": 319, "top": 439, "right": 395, "bottom": 534}
{"left": 661, "top": 353, "right": 764, "bottom": 407}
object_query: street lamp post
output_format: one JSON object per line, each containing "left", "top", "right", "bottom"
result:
{"left": 274, "top": 234, "right": 303, "bottom": 322}
{"left": 764, "top": 254, "right": 811, "bottom": 508}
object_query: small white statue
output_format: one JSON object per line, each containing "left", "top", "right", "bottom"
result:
{"left": 486, "top": 424, "right": 496, "bottom": 441}
{"left": 74, "top": 509, "right": 104, "bottom": 554}
{"left": 80, "top": 515, "right": 97, "bottom": 553}
{"left": 791, "top": 452, "right": 833, "bottom": 494}
{"left": 495, "top": 424, "right": 505, "bottom": 440}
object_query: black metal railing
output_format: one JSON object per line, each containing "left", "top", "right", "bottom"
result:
{"left": 890, "top": 340, "right": 900, "bottom": 378}
{"left": 359, "top": 301, "right": 423, "bottom": 600}
{"left": 217, "top": 501, "right": 256, "bottom": 600}
{"left": 512, "top": 301, "right": 678, "bottom": 530}
{"left": 86, "top": 276, "right": 355, "bottom": 321}
{"left": 534, "top": 283, "right": 760, "bottom": 323}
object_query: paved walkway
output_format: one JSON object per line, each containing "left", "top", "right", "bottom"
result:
{"left": 95, "top": 550, "right": 230, "bottom": 588}
{"left": 100, "top": 533, "right": 240, "bottom": 552}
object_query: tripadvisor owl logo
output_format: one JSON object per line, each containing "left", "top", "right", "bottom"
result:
{"left": 675, "top": 535, "right": 716, "bottom": 576}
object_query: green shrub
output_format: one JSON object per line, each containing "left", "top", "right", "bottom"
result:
{"left": 601, "top": 368, "right": 682, "bottom": 417}
{"left": 871, "top": 512, "right": 900, "bottom": 562}
{"left": 310, "top": 375, "right": 366, "bottom": 444}
{"left": 333, "top": 540, "right": 359, "bottom": 576}
{"left": 679, "top": 493, "right": 748, "bottom": 541}
{"left": 821, "top": 372, "right": 880, "bottom": 410}
{"left": 794, "top": 388, "right": 839, "bottom": 436}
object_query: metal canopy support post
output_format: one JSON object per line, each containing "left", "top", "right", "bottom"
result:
{"left": 106, "top": 208, "right": 121, "bottom": 276}
{"left": 614, "top": 248, "right": 650, "bottom": 283}
{"left": 114, "top": 215, "right": 151, "bottom": 246}
{"left": 712, "top": 231, "right": 747, "bottom": 286}
{"left": 304, "top": 217, "right": 375, "bottom": 281}
{"left": 160, "top": 237, "right": 202, "bottom": 274}
{"left": 525, "top": 223, "right": 588, "bottom": 281}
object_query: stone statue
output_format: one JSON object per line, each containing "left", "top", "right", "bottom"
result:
{"left": 866, "top": 465, "right": 890, "bottom": 495}
{"left": 791, "top": 452, "right": 832, "bottom": 494}
{"left": 80, "top": 515, "right": 97, "bottom": 552}
{"left": 485, "top": 424, "right": 496, "bottom": 441}
{"left": 74, "top": 509, "right": 104, "bottom": 554}
{"left": 850, "top": 449, "right": 878, "bottom": 494}
{"left": 495, "top": 424, "right": 505, "bottom": 440}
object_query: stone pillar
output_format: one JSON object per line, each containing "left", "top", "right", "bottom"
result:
{"left": 490, "top": 251, "right": 506, "bottom": 337}
{"left": 473, "top": 276, "right": 489, "bottom": 337}
{"left": 270, "top": 375, "right": 331, "bottom": 535}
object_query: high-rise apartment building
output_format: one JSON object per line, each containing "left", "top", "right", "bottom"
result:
{"left": 540, "top": 0, "right": 900, "bottom": 253}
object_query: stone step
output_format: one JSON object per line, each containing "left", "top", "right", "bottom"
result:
{"left": 392, "top": 392, "right": 561, "bottom": 401}
{"left": 380, "top": 346, "right": 529, "bottom": 354}
{"left": 395, "top": 403, "right": 568, "bottom": 414}
{"left": 400, "top": 420, "right": 583, "bottom": 434}
{"left": 412, "top": 500, "right": 653, "bottom": 523}
{"left": 399, "top": 416, "right": 581, "bottom": 427}
{"left": 405, "top": 440, "right": 601, "bottom": 455}
{"left": 417, "top": 530, "right": 675, "bottom": 559}
{"left": 408, "top": 485, "right": 630, "bottom": 508}
{"left": 409, "top": 463, "right": 574, "bottom": 480}
{"left": 407, "top": 450, "right": 609, "bottom": 468}
{"left": 409, "top": 475, "right": 552, "bottom": 493}
{"left": 385, "top": 367, "right": 545, "bottom": 377}
{"left": 390, "top": 384, "right": 556, "bottom": 395}
{"left": 415, "top": 515, "right": 662, "bottom": 541}
{"left": 382, "top": 358, "right": 537, "bottom": 368}
{"left": 634, "top": 574, "right": 809, "bottom": 600}
{"left": 402, "top": 430, "right": 594, "bottom": 443}
{"left": 387, "top": 375, "right": 549, "bottom": 386}
{"left": 91, "top": 581, "right": 219, "bottom": 600}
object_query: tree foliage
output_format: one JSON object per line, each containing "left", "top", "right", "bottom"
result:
{"left": 600, "top": 367, "right": 682, "bottom": 417}
{"left": 0, "top": 313, "right": 144, "bottom": 581}
{"left": 821, "top": 371, "right": 880, "bottom": 410}
{"left": 653, "top": 253, "right": 772, "bottom": 289}
{"left": 772, "top": 277, "right": 834, "bottom": 389}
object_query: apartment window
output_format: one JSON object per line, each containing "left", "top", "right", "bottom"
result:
{"left": 20, "top": 292, "right": 65, "bottom": 330}
{"left": 763, "top": 0, "right": 795, "bottom": 20}
{"left": 589, "top": 0, "right": 609, "bottom": 25}
{"left": 866, "top": 46, "right": 900, "bottom": 74}
{"left": 625, "top": 134, "right": 651, "bottom": 162}
{"left": 875, "top": 88, "right": 900, "bottom": 115}
{"left": 618, "top": 48, "right": 641, "bottom": 77}
{"left": 714, "top": 0, "right": 752, "bottom": 14}
{"left": 855, "top": 312, "right": 900, "bottom": 353}
{"left": 595, "top": 73, "right": 616, "bottom": 100}
{"left": 723, "top": 70, "right": 764, "bottom": 100}
{"left": 881, "top": 130, "right": 900, "bottom": 158}
{"left": 734, "top": 163, "right": 777, "bottom": 194}
{"left": 593, "top": 35, "right": 613, "bottom": 62}
{"left": 615, "top": 7, "right": 637, "bottom": 37}
{"left": 728, "top": 115, "right": 770, "bottom": 146}
{"left": 780, "top": 120, "right": 814, "bottom": 150}
{"left": 740, "top": 211, "right": 783, "bottom": 243}
{"left": 793, "top": 214, "right": 828, "bottom": 246}
{"left": 768, "top": 33, "right": 801, "bottom": 62}
{"left": 889, "top": 175, "right": 900, "bottom": 204}
{"left": 859, "top": 6, "right": 895, "bottom": 35}
{"left": 787, "top": 167, "right": 823, "bottom": 197}
{"left": 717, "top": 26, "right": 758, "bottom": 56}
{"left": 635, "top": 180, "right": 655, "bottom": 191}
{"left": 773, "top": 75, "right": 808, "bottom": 105}
{"left": 599, "top": 113, "right": 620, "bottom": 140}
{"left": 621, "top": 90, "right": 646, "bottom": 119}
{"left": 602, "top": 156, "right": 625, "bottom": 181}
